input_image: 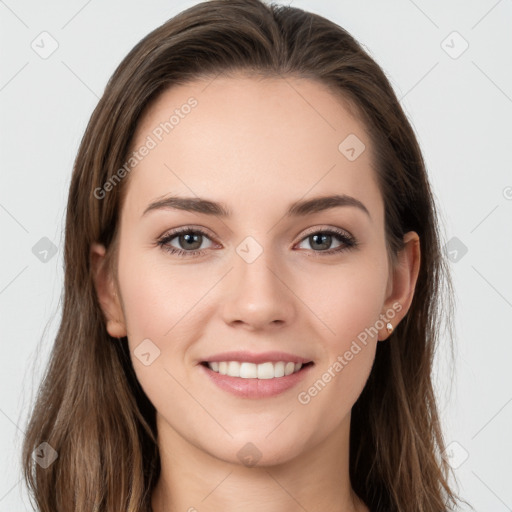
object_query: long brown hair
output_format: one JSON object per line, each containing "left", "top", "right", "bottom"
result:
{"left": 22, "top": 1, "right": 468, "bottom": 510}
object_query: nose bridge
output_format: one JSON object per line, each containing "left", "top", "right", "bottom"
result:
{"left": 221, "top": 235, "right": 296, "bottom": 328}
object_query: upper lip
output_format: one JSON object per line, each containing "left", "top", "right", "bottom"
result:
{"left": 200, "top": 351, "right": 313, "bottom": 365}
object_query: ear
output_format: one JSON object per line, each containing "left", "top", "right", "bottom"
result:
{"left": 379, "top": 231, "right": 421, "bottom": 341}
{"left": 90, "top": 242, "right": 127, "bottom": 338}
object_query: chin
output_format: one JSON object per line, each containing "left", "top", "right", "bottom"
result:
{"left": 204, "top": 434, "right": 309, "bottom": 468}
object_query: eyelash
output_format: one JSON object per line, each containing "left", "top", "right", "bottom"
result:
{"left": 156, "top": 226, "right": 358, "bottom": 258}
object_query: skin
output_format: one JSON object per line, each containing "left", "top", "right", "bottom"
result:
{"left": 91, "top": 74, "right": 420, "bottom": 512}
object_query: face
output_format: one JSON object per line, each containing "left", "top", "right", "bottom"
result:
{"left": 92, "top": 74, "right": 418, "bottom": 467}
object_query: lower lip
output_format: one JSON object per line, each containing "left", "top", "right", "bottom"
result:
{"left": 199, "top": 363, "right": 314, "bottom": 399}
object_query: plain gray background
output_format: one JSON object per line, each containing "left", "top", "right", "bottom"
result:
{"left": 1, "top": 0, "right": 511, "bottom": 510}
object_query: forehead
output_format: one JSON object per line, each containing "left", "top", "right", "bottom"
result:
{"left": 122, "top": 74, "right": 382, "bottom": 224}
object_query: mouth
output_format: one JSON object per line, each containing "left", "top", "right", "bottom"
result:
{"left": 198, "top": 350, "right": 316, "bottom": 398}
{"left": 200, "top": 360, "right": 315, "bottom": 379}
{"left": 199, "top": 359, "right": 315, "bottom": 399}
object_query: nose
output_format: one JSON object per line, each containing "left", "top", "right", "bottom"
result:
{"left": 220, "top": 244, "right": 297, "bottom": 331}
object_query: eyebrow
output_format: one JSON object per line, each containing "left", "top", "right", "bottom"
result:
{"left": 142, "top": 193, "right": 371, "bottom": 220}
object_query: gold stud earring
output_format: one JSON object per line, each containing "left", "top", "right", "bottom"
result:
{"left": 386, "top": 322, "right": 393, "bottom": 334}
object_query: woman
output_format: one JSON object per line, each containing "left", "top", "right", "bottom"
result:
{"left": 22, "top": 0, "right": 467, "bottom": 510}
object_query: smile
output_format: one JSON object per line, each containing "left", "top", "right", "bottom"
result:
{"left": 199, "top": 360, "right": 315, "bottom": 399}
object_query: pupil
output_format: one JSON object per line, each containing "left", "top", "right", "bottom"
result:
{"left": 312, "top": 233, "right": 330, "bottom": 250}
{"left": 181, "top": 233, "right": 201, "bottom": 250}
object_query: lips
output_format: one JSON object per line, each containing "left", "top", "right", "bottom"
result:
{"left": 197, "top": 350, "right": 315, "bottom": 398}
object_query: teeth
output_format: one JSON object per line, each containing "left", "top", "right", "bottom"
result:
{"left": 207, "top": 361, "right": 304, "bottom": 379}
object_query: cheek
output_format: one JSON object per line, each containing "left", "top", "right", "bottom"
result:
{"left": 295, "top": 258, "right": 387, "bottom": 413}
{"left": 116, "top": 250, "right": 205, "bottom": 407}
{"left": 117, "top": 247, "right": 203, "bottom": 342}
{"left": 303, "top": 257, "right": 388, "bottom": 346}
{"left": 116, "top": 246, "right": 223, "bottom": 405}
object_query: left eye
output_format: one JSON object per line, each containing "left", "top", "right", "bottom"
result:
{"left": 296, "top": 229, "right": 357, "bottom": 256}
